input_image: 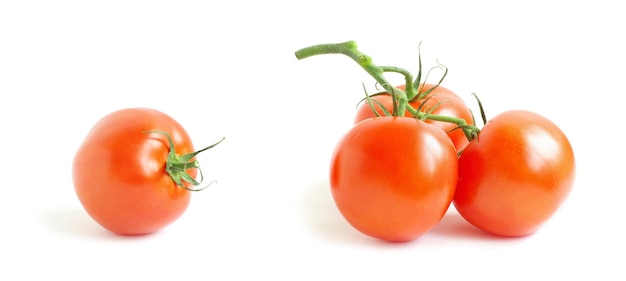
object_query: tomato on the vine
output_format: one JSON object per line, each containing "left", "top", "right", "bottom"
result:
{"left": 453, "top": 110, "right": 575, "bottom": 236}
{"left": 330, "top": 116, "right": 458, "bottom": 242}
{"left": 296, "top": 40, "right": 577, "bottom": 240}
{"left": 72, "top": 108, "right": 223, "bottom": 235}
{"left": 354, "top": 84, "right": 474, "bottom": 151}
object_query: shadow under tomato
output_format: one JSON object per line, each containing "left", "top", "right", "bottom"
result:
{"left": 298, "top": 180, "right": 381, "bottom": 246}
{"left": 38, "top": 206, "right": 155, "bottom": 240}
{"left": 38, "top": 206, "right": 112, "bottom": 238}
{"left": 299, "top": 180, "right": 530, "bottom": 245}
{"left": 429, "top": 208, "right": 524, "bottom": 241}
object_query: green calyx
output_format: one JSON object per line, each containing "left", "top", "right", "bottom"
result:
{"left": 144, "top": 130, "right": 225, "bottom": 191}
{"left": 295, "top": 40, "right": 482, "bottom": 142}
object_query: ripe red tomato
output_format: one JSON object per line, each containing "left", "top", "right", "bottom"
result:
{"left": 330, "top": 117, "right": 458, "bottom": 242}
{"left": 354, "top": 84, "right": 474, "bottom": 151}
{"left": 73, "top": 108, "right": 201, "bottom": 235}
{"left": 453, "top": 110, "right": 576, "bottom": 236}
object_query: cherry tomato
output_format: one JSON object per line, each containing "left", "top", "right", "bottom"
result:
{"left": 330, "top": 117, "right": 458, "bottom": 242}
{"left": 354, "top": 84, "right": 474, "bottom": 152}
{"left": 73, "top": 108, "right": 203, "bottom": 235}
{"left": 453, "top": 110, "right": 576, "bottom": 236}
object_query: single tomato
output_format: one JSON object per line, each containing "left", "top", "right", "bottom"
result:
{"left": 73, "top": 108, "right": 221, "bottom": 235}
{"left": 354, "top": 83, "right": 474, "bottom": 151}
{"left": 330, "top": 117, "right": 458, "bottom": 242}
{"left": 453, "top": 110, "right": 576, "bottom": 236}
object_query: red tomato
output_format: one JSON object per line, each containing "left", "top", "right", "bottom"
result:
{"left": 354, "top": 84, "right": 474, "bottom": 151}
{"left": 453, "top": 110, "right": 576, "bottom": 236}
{"left": 330, "top": 117, "right": 458, "bottom": 242}
{"left": 73, "top": 108, "right": 201, "bottom": 235}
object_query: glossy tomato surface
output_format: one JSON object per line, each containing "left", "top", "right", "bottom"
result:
{"left": 73, "top": 108, "right": 196, "bottom": 235}
{"left": 453, "top": 110, "right": 576, "bottom": 236}
{"left": 330, "top": 117, "right": 458, "bottom": 242}
{"left": 354, "top": 84, "right": 474, "bottom": 151}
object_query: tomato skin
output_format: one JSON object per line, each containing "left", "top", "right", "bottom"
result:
{"left": 453, "top": 110, "right": 576, "bottom": 237}
{"left": 330, "top": 117, "right": 458, "bottom": 242}
{"left": 73, "top": 108, "right": 196, "bottom": 235}
{"left": 354, "top": 84, "right": 474, "bottom": 151}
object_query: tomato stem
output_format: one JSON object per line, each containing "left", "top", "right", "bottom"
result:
{"left": 144, "top": 131, "right": 224, "bottom": 191}
{"left": 404, "top": 104, "right": 477, "bottom": 141}
{"left": 295, "top": 41, "right": 481, "bottom": 141}
{"left": 295, "top": 41, "right": 411, "bottom": 115}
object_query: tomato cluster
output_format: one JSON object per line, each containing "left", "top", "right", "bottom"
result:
{"left": 71, "top": 40, "right": 575, "bottom": 242}
{"left": 296, "top": 41, "right": 576, "bottom": 242}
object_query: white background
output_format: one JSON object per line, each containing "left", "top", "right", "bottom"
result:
{"left": 1, "top": 1, "right": 624, "bottom": 280}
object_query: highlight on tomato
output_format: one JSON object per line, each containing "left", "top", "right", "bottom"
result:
{"left": 453, "top": 109, "right": 576, "bottom": 236}
{"left": 72, "top": 108, "right": 224, "bottom": 235}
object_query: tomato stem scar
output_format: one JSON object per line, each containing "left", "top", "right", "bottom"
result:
{"left": 144, "top": 130, "right": 225, "bottom": 191}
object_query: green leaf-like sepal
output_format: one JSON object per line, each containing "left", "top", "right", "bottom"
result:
{"left": 144, "top": 130, "right": 224, "bottom": 191}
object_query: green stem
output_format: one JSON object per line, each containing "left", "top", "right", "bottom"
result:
{"left": 379, "top": 66, "right": 416, "bottom": 99}
{"left": 144, "top": 130, "right": 224, "bottom": 191}
{"left": 295, "top": 41, "right": 408, "bottom": 106}
{"left": 404, "top": 105, "right": 477, "bottom": 141}
{"left": 295, "top": 40, "right": 481, "bottom": 142}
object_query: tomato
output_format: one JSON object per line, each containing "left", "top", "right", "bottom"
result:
{"left": 73, "top": 108, "right": 207, "bottom": 235}
{"left": 354, "top": 84, "right": 474, "bottom": 152}
{"left": 330, "top": 117, "right": 458, "bottom": 242}
{"left": 453, "top": 110, "right": 576, "bottom": 236}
